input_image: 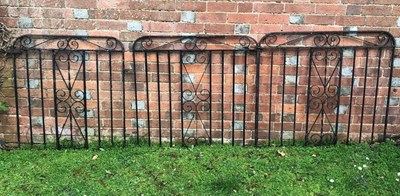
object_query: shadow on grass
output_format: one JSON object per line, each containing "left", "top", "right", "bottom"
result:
{"left": 209, "top": 175, "right": 241, "bottom": 194}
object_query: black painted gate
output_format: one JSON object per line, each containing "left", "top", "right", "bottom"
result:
{"left": 8, "top": 31, "right": 396, "bottom": 148}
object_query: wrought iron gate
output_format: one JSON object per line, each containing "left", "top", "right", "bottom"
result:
{"left": 8, "top": 31, "right": 396, "bottom": 148}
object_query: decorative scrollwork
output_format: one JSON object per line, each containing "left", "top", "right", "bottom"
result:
{"left": 183, "top": 38, "right": 207, "bottom": 50}
{"left": 21, "top": 36, "right": 33, "bottom": 48}
{"left": 13, "top": 35, "right": 124, "bottom": 51}
{"left": 132, "top": 35, "right": 257, "bottom": 51}
{"left": 185, "top": 136, "right": 208, "bottom": 145}
{"left": 106, "top": 38, "right": 118, "bottom": 50}
{"left": 57, "top": 38, "right": 79, "bottom": 50}
{"left": 140, "top": 37, "right": 153, "bottom": 49}
{"left": 56, "top": 89, "right": 85, "bottom": 114}
{"left": 183, "top": 52, "right": 209, "bottom": 64}
{"left": 55, "top": 51, "right": 82, "bottom": 63}
{"left": 314, "top": 34, "right": 340, "bottom": 47}
{"left": 309, "top": 133, "right": 334, "bottom": 145}
{"left": 239, "top": 36, "right": 251, "bottom": 48}
{"left": 376, "top": 32, "right": 390, "bottom": 46}
{"left": 260, "top": 31, "right": 395, "bottom": 48}
{"left": 263, "top": 34, "right": 277, "bottom": 46}
{"left": 306, "top": 48, "right": 342, "bottom": 145}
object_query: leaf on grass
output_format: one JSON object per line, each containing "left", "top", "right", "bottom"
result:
{"left": 99, "top": 148, "right": 105, "bottom": 151}
{"left": 277, "top": 150, "right": 286, "bottom": 157}
{"left": 92, "top": 155, "right": 98, "bottom": 160}
{"left": 105, "top": 170, "right": 113, "bottom": 175}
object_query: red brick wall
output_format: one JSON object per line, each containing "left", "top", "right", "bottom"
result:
{"left": 1, "top": 0, "right": 400, "bottom": 145}
{"left": 1, "top": 0, "right": 399, "bottom": 48}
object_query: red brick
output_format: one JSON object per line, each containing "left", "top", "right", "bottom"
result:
{"left": 176, "top": 2, "right": 206, "bottom": 12}
{"left": 32, "top": 19, "right": 64, "bottom": 29}
{"left": 96, "top": 20, "right": 126, "bottom": 30}
{"left": 361, "top": 6, "right": 392, "bottom": 16}
{"left": 305, "top": 15, "right": 335, "bottom": 25}
{"left": 91, "top": 9, "right": 120, "bottom": 20}
{"left": 42, "top": 8, "right": 66, "bottom": 19}
{"left": 97, "top": 0, "right": 129, "bottom": 9}
{"left": 227, "top": 13, "right": 258, "bottom": 24}
{"left": 372, "top": 0, "right": 400, "bottom": 5}
{"left": 238, "top": 3, "right": 253, "bottom": 13}
{"left": 285, "top": 4, "right": 315, "bottom": 14}
{"left": 259, "top": 14, "right": 289, "bottom": 24}
{"left": 365, "top": 17, "right": 397, "bottom": 27}
{"left": 205, "top": 24, "right": 234, "bottom": 34}
{"left": 250, "top": 24, "right": 281, "bottom": 34}
{"left": 316, "top": 5, "right": 346, "bottom": 15}
{"left": 393, "top": 6, "right": 400, "bottom": 15}
{"left": 336, "top": 16, "right": 365, "bottom": 26}
{"left": 65, "top": 20, "right": 96, "bottom": 30}
{"left": 310, "top": 0, "right": 340, "bottom": 3}
{"left": 197, "top": 13, "right": 227, "bottom": 23}
{"left": 119, "top": 11, "right": 180, "bottom": 22}
{"left": 312, "top": 25, "right": 343, "bottom": 31}
{"left": 130, "top": 1, "right": 175, "bottom": 11}
{"left": 0, "top": 7, "right": 7, "bottom": 17}
{"left": 33, "top": 0, "right": 65, "bottom": 8}
{"left": 66, "top": 0, "right": 96, "bottom": 8}
{"left": 175, "top": 23, "right": 204, "bottom": 33}
{"left": 208, "top": 2, "right": 237, "bottom": 12}
{"left": 347, "top": 5, "right": 361, "bottom": 15}
{"left": 253, "top": 3, "right": 284, "bottom": 13}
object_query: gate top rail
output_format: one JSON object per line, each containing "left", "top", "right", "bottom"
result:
{"left": 12, "top": 35, "right": 125, "bottom": 52}
{"left": 259, "top": 31, "right": 395, "bottom": 49}
{"left": 131, "top": 35, "right": 258, "bottom": 51}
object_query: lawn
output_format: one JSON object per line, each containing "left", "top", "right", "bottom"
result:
{"left": 0, "top": 142, "right": 399, "bottom": 195}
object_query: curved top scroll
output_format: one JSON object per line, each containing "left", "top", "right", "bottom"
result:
{"left": 259, "top": 31, "right": 395, "bottom": 49}
{"left": 132, "top": 35, "right": 258, "bottom": 51}
{"left": 12, "top": 35, "right": 125, "bottom": 52}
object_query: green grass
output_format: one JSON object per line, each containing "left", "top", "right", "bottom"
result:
{"left": 0, "top": 142, "right": 399, "bottom": 195}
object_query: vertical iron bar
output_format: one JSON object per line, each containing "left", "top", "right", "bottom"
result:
{"left": 13, "top": 53, "right": 21, "bottom": 147}
{"left": 144, "top": 52, "right": 150, "bottom": 146}
{"left": 242, "top": 51, "right": 247, "bottom": 147}
{"left": 221, "top": 51, "right": 225, "bottom": 144}
{"left": 281, "top": 49, "right": 286, "bottom": 146}
{"left": 122, "top": 52, "right": 126, "bottom": 146}
{"left": 156, "top": 52, "right": 162, "bottom": 147}
{"left": 254, "top": 48, "right": 261, "bottom": 147}
{"left": 108, "top": 52, "right": 114, "bottom": 146}
{"left": 68, "top": 52, "right": 72, "bottom": 147}
{"left": 305, "top": 48, "right": 313, "bottom": 145}
{"left": 359, "top": 49, "right": 369, "bottom": 143}
{"left": 180, "top": 51, "right": 184, "bottom": 145}
{"left": 334, "top": 48, "right": 343, "bottom": 145}
{"left": 52, "top": 50, "right": 60, "bottom": 149}
{"left": 38, "top": 50, "right": 46, "bottom": 146}
{"left": 83, "top": 51, "right": 88, "bottom": 149}
{"left": 268, "top": 50, "right": 274, "bottom": 146}
{"left": 209, "top": 51, "right": 212, "bottom": 145}
{"left": 293, "top": 49, "right": 299, "bottom": 145}
{"left": 168, "top": 51, "right": 173, "bottom": 147}
{"left": 371, "top": 48, "right": 382, "bottom": 143}
{"left": 132, "top": 52, "right": 139, "bottom": 144}
{"left": 231, "top": 51, "right": 236, "bottom": 146}
{"left": 346, "top": 49, "right": 357, "bottom": 144}
{"left": 96, "top": 51, "right": 101, "bottom": 147}
{"left": 383, "top": 47, "right": 395, "bottom": 142}
{"left": 25, "top": 51, "right": 33, "bottom": 145}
